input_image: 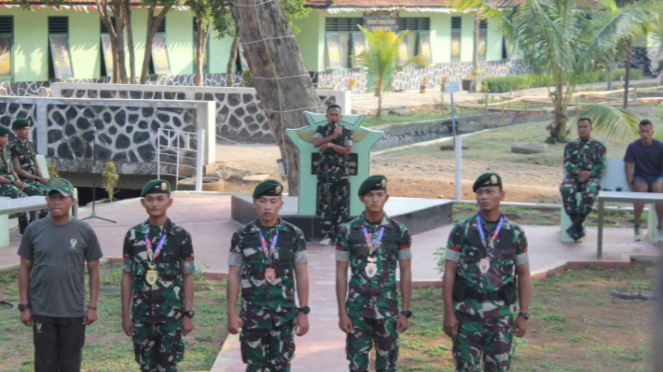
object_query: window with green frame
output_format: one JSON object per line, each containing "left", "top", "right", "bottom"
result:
{"left": 193, "top": 17, "right": 210, "bottom": 74}
{"left": 150, "top": 17, "right": 169, "bottom": 75}
{"left": 100, "top": 17, "right": 116, "bottom": 78}
{"left": 48, "top": 16, "right": 74, "bottom": 80}
{"left": 451, "top": 16, "right": 462, "bottom": 62}
{"left": 397, "top": 17, "right": 431, "bottom": 65}
{"left": 325, "top": 18, "right": 363, "bottom": 70}
{"left": 0, "top": 16, "right": 13, "bottom": 82}
{"left": 478, "top": 19, "right": 487, "bottom": 60}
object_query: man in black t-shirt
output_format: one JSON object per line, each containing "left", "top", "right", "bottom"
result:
{"left": 623, "top": 119, "right": 663, "bottom": 242}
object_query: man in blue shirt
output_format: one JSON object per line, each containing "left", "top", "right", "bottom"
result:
{"left": 623, "top": 119, "right": 663, "bottom": 242}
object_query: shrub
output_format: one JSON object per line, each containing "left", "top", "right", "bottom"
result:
{"left": 101, "top": 161, "right": 120, "bottom": 203}
{"left": 482, "top": 69, "right": 644, "bottom": 93}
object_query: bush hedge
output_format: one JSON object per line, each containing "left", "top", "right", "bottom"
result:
{"left": 482, "top": 68, "right": 644, "bottom": 93}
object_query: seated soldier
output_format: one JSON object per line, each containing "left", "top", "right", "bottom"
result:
{"left": 11, "top": 118, "right": 49, "bottom": 227}
{"left": 0, "top": 124, "right": 31, "bottom": 233}
{"left": 559, "top": 118, "right": 606, "bottom": 241}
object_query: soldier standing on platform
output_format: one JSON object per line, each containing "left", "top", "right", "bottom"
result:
{"left": 11, "top": 118, "right": 49, "bottom": 231}
{"left": 0, "top": 124, "right": 32, "bottom": 233}
{"left": 227, "top": 179, "right": 310, "bottom": 372}
{"left": 121, "top": 180, "right": 196, "bottom": 372}
{"left": 443, "top": 173, "right": 532, "bottom": 372}
{"left": 313, "top": 104, "right": 353, "bottom": 246}
{"left": 560, "top": 117, "right": 607, "bottom": 241}
{"left": 336, "top": 175, "right": 413, "bottom": 372}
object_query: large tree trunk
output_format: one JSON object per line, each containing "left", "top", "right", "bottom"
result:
{"left": 97, "top": 0, "right": 128, "bottom": 83}
{"left": 194, "top": 18, "right": 211, "bottom": 87}
{"left": 623, "top": 36, "right": 632, "bottom": 109}
{"left": 227, "top": 35, "right": 240, "bottom": 87}
{"left": 229, "top": 0, "right": 322, "bottom": 196}
{"left": 140, "top": 6, "right": 172, "bottom": 84}
{"left": 124, "top": 0, "right": 135, "bottom": 83}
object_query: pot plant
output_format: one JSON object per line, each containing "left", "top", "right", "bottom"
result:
{"left": 420, "top": 76, "right": 430, "bottom": 93}
{"left": 461, "top": 73, "right": 474, "bottom": 91}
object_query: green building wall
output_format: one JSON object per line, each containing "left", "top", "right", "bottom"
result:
{"left": 292, "top": 10, "right": 508, "bottom": 73}
{"left": 0, "top": 7, "right": 236, "bottom": 81}
{"left": 2, "top": 6, "right": 510, "bottom": 81}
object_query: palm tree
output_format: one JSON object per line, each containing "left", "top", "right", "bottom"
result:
{"left": 455, "top": 0, "right": 658, "bottom": 141}
{"left": 353, "top": 25, "right": 428, "bottom": 118}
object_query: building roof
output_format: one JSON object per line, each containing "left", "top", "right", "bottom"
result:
{"left": 305, "top": 0, "right": 457, "bottom": 11}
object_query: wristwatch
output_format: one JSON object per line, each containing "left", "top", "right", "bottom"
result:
{"left": 400, "top": 310, "right": 413, "bottom": 318}
{"left": 298, "top": 306, "right": 310, "bottom": 314}
{"left": 183, "top": 310, "right": 195, "bottom": 319}
{"left": 518, "top": 312, "right": 530, "bottom": 320}
{"left": 18, "top": 303, "right": 31, "bottom": 312}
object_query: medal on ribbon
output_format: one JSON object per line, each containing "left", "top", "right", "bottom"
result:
{"left": 363, "top": 226, "right": 385, "bottom": 278}
{"left": 476, "top": 213, "right": 505, "bottom": 275}
{"left": 259, "top": 230, "right": 280, "bottom": 284}
{"left": 145, "top": 233, "right": 167, "bottom": 286}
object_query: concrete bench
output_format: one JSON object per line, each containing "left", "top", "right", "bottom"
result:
{"left": 0, "top": 154, "right": 79, "bottom": 246}
{"left": 560, "top": 158, "right": 657, "bottom": 241}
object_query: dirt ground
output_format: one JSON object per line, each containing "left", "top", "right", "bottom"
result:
{"left": 212, "top": 143, "right": 561, "bottom": 203}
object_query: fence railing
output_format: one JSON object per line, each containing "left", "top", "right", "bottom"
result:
{"left": 157, "top": 128, "right": 205, "bottom": 192}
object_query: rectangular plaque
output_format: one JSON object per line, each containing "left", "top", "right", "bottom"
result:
{"left": 312, "top": 152, "right": 358, "bottom": 176}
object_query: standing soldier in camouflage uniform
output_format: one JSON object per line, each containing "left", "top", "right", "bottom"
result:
{"left": 443, "top": 173, "right": 532, "bottom": 372}
{"left": 314, "top": 104, "right": 353, "bottom": 246}
{"left": 336, "top": 175, "right": 412, "bottom": 372}
{"left": 0, "top": 124, "right": 32, "bottom": 233}
{"left": 560, "top": 117, "right": 607, "bottom": 241}
{"left": 227, "top": 180, "right": 310, "bottom": 372}
{"left": 121, "top": 180, "right": 196, "bottom": 372}
{"left": 11, "top": 118, "right": 49, "bottom": 230}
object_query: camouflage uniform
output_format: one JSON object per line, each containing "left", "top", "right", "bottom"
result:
{"left": 445, "top": 214, "right": 529, "bottom": 372}
{"left": 336, "top": 212, "right": 412, "bottom": 372}
{"left": 0, "top": 145, "right": 31, "bottom": 229}
{"left": 314, "top": 124, "right": 353, "bottom": 240}
{"left": 122, "top": 219, "right": 196, "bottom": 372}
{"left": 228, "top": 218, "right": 308, "bottom": 372}
{"left": 560, "top": 138, "right": 607, "bottom": 216}
{"left": 10, "top": 138, "right": 48, "bottom": 224}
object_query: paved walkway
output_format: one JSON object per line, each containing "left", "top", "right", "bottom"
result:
{"left": 0, "top": 193, "right": 659, "bottom": 372}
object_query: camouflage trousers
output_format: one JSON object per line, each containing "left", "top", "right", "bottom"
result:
{"left": 318, "top": 177, "right": 350, "bottom": 240}
{"left": 346, "top": 316, "right": 399, "bottom": 372}
{"left": 560, "top": 177, "right": 600, "bottom": 216}
{"left": 240, "top": 320, "right": 295, "bottom": 372}
{"left": 132, "top": 320, "right": 184, "bottom": 372}
{"left": 452, "top": 311, "right": 514, "bottom": 372}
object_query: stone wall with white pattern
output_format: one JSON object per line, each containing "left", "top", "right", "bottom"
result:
{"left": 50, "top": 83, "right": 351, "bottom": 143}
{"left": 0, "top": 97, "right": 215, "bottom": 175}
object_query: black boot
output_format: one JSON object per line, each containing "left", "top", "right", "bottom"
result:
{"left": 566, "top": 213, "right": 587, "bottom": 241}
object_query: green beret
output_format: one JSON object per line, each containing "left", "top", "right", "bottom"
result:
{"left": 0, "top": 124, "right": 10, "bottom": 137}
{"left": 141, "top": 179, "right": 171, "bottom": 197}
{"left": 358, "top": 175, "right": 387, "bottom": 196}
{"left": 12, "top": 118, "right": 30, "bottom": 130}
{"left": 253, "top": 179, "right": 283, "bottom": 199}
{"left": 473, "top": 172, "right": 502, "bottom": 192}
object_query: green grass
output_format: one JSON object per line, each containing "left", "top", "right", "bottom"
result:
{"left": 0, "top": 263, "right": 228, "bottom": 371}
{"left": 399, "top": 263, "right": 655, "bottom": 372}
